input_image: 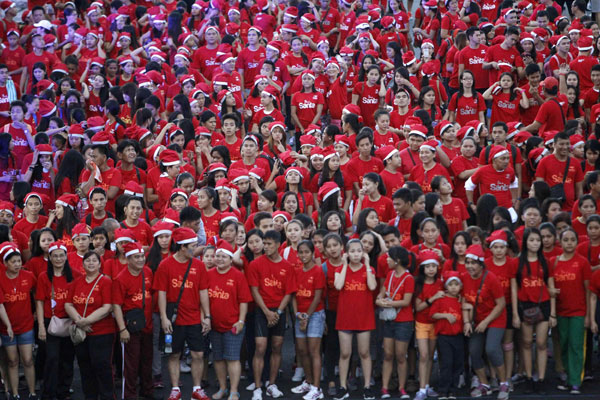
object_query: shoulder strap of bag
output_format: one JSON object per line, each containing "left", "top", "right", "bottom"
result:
{"left": 83, "top": 274, "right": 104, "bottom": 318}
{"left": 551, "top": 98, "right": 566, "bottom": 126}
{"left": 472, "top": 270, "right": 488, "bottom": 323}
{"left": 172, "top": 259, "right": 194, "bottom": 323}
{"left": 51, "top": 282, "right": 55, "bottom": 317}
{"left": 387, "top": 272, "right": 410, "bottom": 300}
{"left": 141, "top": 268, "right": 146, "bottom": 312}
{"left": 561, "top": 156, "right": 570, "bottom": 185}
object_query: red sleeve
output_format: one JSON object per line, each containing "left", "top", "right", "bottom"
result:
{"left": 112, "top": 278, "right": 124, "bottom": 306}
{"left": 246, "top": 260, "right": 259, "bottom": 287}
{"left": 100, "top": 277, "right": 112, "bottom": 305}
{"left": 489, "top": 275, "right": 504, "bottom": 300}
{"left": 153, "top": 262, "right": 168, "bottom": 292}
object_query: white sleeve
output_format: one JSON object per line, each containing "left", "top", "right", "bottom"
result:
{"left": 509, "top": 177, "right": 519, "bottom": 189}
{"left": 465, "top": 177, "right": 476, "bottom": 191}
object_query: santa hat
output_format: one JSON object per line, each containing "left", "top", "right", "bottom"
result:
{"left": 172, "top": 227, "right": 197, "bottom": 244}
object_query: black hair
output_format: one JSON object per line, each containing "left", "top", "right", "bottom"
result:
{"left": 476, "top": 193, "right": 499, "bottom": 232}
{"left": 47, "top": 248, "right": 74, "bottom": 283}
{"left": 263, "top": 229, "right": 282, "bottom": 243}
{"left": 243, "top": 229, "right": 264, "bottom": 262}
{"left": 424, "top": 192, "right": 449, "bottom": 243}
{"left": 409, "top": 211, "right": 429, "bottom": 245}
{"left": 30, "top": 228, "right": 58, "bottom": 257}
{"left": 179, "top": 205, "right": 202, "bottom": 224}
{"left": 517, "top": 228, "right": 548, "bottom": 287}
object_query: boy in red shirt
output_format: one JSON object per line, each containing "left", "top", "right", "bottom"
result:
{"left": 431, "top": 272, "right": 464, "bottom": 400}
{"left": 346, "top": 132, "right": 384, "bottom": 194}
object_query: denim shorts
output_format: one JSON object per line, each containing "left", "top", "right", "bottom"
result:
{"left": 382, "top": 321, "right": 414, "bottom": 342}
{"left": 295, "top": 310, "right": 326, "bottom": 338}
{"left": 1, "top": 329, "right": 35, "bottom": 346}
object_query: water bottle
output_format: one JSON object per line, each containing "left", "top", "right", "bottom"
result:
{"left": 165, "top": 334, "right": 173, "bottom": 354}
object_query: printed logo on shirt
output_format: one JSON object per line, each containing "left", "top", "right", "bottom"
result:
{"left": 264, "top": 277, "right": 282, "bottom": 288}
{"left": 497, "top": 101, "right": 516, "bottom": 110}
{"left": 298, "top": 101, "right": 317, "bottom": 109}
{"left": 469, "top": 57, "right": 485, "bottom": 65}
{"left": 489, "top": 182, "right": 509, "bottom": 191}
{"left": 209, "top": 286, "right": 230, "bottom": 300}
{"left": 297, "top": 288, "right": 312, "bottom": 297}
{"left": 554, "top": 271, "right": 576, "bottom": 282}
{"left": 362, "top": 97, "right": 379, "bottom": 105}
{"left": 522, "top": 277, "right": 544, "bottom": 288}
{"left": 171, "top": 278, "right": 194, "bottom": 289}
{"left": 344, "top": 281, "right": 366, "bottom": 291}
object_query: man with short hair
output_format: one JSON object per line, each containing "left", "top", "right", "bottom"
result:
{"left": 536, "top": 132, "right": 584, "bottom": 211}
{"left": 479, "top": 122, "right": 523, "bottom": 195}
{"left": 155, "top": 227, "right": 212, "bottom": 400}
{"left": 483, "top": 26, "right": 524, "bottom": 83}
{"left": 247, "top": 230, "right": 296, "bottom": 400}
{"left": 80, "top": 144, "right": 122, "bottom": 213}
{"left": 458, "top": 27, "right": 488, "bottom": 91}
{"left": 523, "top": 77, "right": 569, "bottom": 134}
{"left": 346, "top": 132, "right": 384, "bottom": 194}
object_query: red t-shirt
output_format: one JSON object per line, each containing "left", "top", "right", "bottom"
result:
{"left": 291, "top": 91, "right": 325, "bottom": 130}
{"left": 470, "top": 165, "right": 516, "bottom": 209}
{"left": 324, "top": 260, "right": 341, "bottom": 311}
{"left": 352, "top": 82, "right": 381, "bottom": 128}
{"left": 112, "top": 266, "right": 154, "bottom": 333}
{"left": 121, "top": 220, "right": 154, "bottom": 247}
{"left": 373, "top": 130, "right": 399, "bottom": 149}
{"left": 153, "top": 256, "right": 209, "bottom": 325}
{"left": 294, "top": 264, "right": 326, "bottom": 313}
{"left": 448, "top": 92, "right": 486, "bottom": 127}
{"left": 0, "top": 270, "right": 36, "bottom": 335}
{"left": 362, "top": 195, "right": 395, "bottom": 224}
{"left": 490, "top": 91, "right": 521, "bottom": 127}
{"left": 201, "top": 210, "right": 221, "bottom": 239}
{"left": 442, "top": 198, "right": 469, "bottom": 241}
{"left": 535, "top": 155, "right": 584, "bottom": 211}
{"left": 550, "top": 254, "right": 592, "bottom": 317}
{"left": 13, "top": 216, "right": 49, "bottom": 241}
{"left": 67, "top": 274, "right": 115, "bottom": 336}
{"left": 399, "top": 148, "right": 421, "bottom": 176}
{"left": 79, "top": 167, "right": 122, "bottom": 213}
{"left": 484, "top": 44, "right": 523, "bottom": 84}
{"left": 416, "top": 280, "right": 443, "bottom": 324}
{"left": 335, "top": 265, "right": 376, "bottom": 331}
{"left": 380, "top": 169, "right": 405, "bottom": 199}
{"left": 246, "top": 255, "right": 296, "bottom": 309}
{"left": 193, "top": 46, "right": 220, "bottom": 80}
{"left": 408, "top": 163, "right": 451, "bottom": 193}
{"left": 515, "top": 259, "right": 551, "bottom": 303}
{"left": 591, "top": 269, "right": 600, "bottom": 297}
{"left": 207, "top": 267, "right": 252, "bottom": 332}
{"left": 236, "top": 47, "right": 267, "bottom": 89}
{"left": 25, "top": 256, "right": 48, "bottom": 279}
{"left": 346, "top": 156, "right": 384, "bottom": 188}
{"left": 461, "top": 270, "right": 506, "bottom": 329}
{"left": 382, "top": 270, "right": 414, "bottom": 322}
{"left": 485, "top": 257, "right": 517, "bottom": 304}
{"left": 35, "top": 272, "right": 81, "bottom": 319}
{"left": 430, "top": 295, "right": 463, "bottom": 335}
{"left": 458, "top": 45, "right": 489, "bottom": 89}
{"left": 534, "top": 95, "right": 568, "bottom": 134}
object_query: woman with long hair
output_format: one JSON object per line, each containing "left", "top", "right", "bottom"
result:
{"left": 483, "top": 72, "right": 529, "bottom": 127}
{"left": 36, "top": 241, "right": 78, "bottom": 400}
{"left": 22, "top": 144, "right": 56, "bottom": 202}
{"left": 446, "top": 70, "right": 486, "bottom": 125}
{"left": 47, "top": 194, "right": 80, "bottom": 247}
{"left": 54, "top": 149, "right": 86, "bottom": 197}
{"left": 0, "top": 133, "right": 18, "bottom": 201}
{"left": 352, "top": 65, "right": 386, "bottom": 129}
{"left": 84, "top": 74, "right": 110, "bottom": 119}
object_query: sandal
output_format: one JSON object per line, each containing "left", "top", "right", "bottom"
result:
{"left": 227, "top": 391, "right": 240, "bottom": 400}
{"left": 212, "top": 388, "right": 229, "bottom": 400}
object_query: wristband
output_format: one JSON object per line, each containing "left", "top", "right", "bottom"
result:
{"left": 120, "top": 327, "right": 127, "bottom": 333}
{"left": 463, "top": 321, "right": 471, "bottom": 325}
{"left": 425, "top": 299, "right": 431, "bottom": 306}
{"left": 237, "top": 320, "right": 245, "bottom": 325}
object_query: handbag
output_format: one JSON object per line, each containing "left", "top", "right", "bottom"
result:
{"left": 522, "top": 263, "right": 549, "bottom": 325}
{"left": 47, "top": 284, "right": 71, "bottom": 337}
{"left": 166, "top": 259, "right": 193, "bottom": 325}
{"left": 70, "top": 275, "right": 104, "bottom": 345}
{"left": 124, "top": 269, "right": 146, "bottom": 333}
{"left": 379, "top": 273, "right": 410, "bottom": 321}
{"left": 549, "top": 156, "right": 570, "bottom": 203}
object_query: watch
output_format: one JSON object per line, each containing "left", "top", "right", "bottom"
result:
{"left": 276, "top": 309, "right": 283, "bottom": 315}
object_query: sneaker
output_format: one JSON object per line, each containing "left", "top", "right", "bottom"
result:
{"left": 153, "top": 375, "right": 164, "bottom": 389}
{"left": 333, "top": 387, "right": 349, "bottom": 400}
{"left": 266, "top": 384, "right": 284, "bottom": 398}
{"left": 489, "top": 377, "right": 499, "bottom": 392}
{"left": 327, "top": 386, "right": 338, "bottom": 397}
{"left": 471, "top": 375, "right": 480, "bottom": 389}
{"left": 399, "top": 389, "right": 410, "bottom": 399}
{"left": 9, "top": 395, "right": 20, "bottom": 400}
{"left": 570, "top": 385, "right": 581, "bottom": 395}
{"left": 363, "top": 386, "right": 375, "bottom": 400}
{"left": 252, "top": 388, "right": 263, "bottom": 400}
{"left": 448, "top": 393, "right": 457, "bottom": 400}
{"left": 180, "top": 360, "right": 191, "bottom": 373}
{"left": 497, "top": 383, "right": 510, "bottom": 400}
{"left": 524, "top": 378, "right": 534, "bottom": 394}
{"left": 438, "top": 395, "right": 448, "bottom": 400}
{"left": 246, "top": 383, "right": 257, "bottom": 391}
{"left": 303, "top": 387, "right": 324, "bottom": 400}
{"left": 535, "top": 380, "right": 547, "bottom": 395}
{"left": 511, "top": 373, "right": 525, "bottom": 385}
{"left": 168, "top": 388, "right": 182, "bottom": 400}
{"left": 583, "top": 373, "right": 593, "bottom": 382}
{"left": 557, "top": 375, "right": 568, "bottom": 391}
{"left": 380, "top": 388, "right": 391, "bottom": 399}
{"left": 292, "top": 367, "right": 305, "bottom": 382}
{"left": 458, "top": 374, "right": 466, "bottom": 389}
{"left": 191, "top": 388, "right": 209, "bottom": 400}
{"left": 414, "top": 390, "right": 427, "bottom": 400}
{"left": 470, "top": 384, "right": 490, "bottom": 398}
{"left": 291, "top": 381, "right": 311, "bottom": 394}
{"left": 426, "top": 387, "right": 439, "bottom": 397}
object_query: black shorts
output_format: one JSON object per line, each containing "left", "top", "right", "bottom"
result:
{"left": 518, "top": 300, "right": 551, "bottom": 323}
{"left": 255, "top": 308, "right": 286, "bottom": 338}
{"left": 172, "top": 324, "right": 205, "bottom": 354}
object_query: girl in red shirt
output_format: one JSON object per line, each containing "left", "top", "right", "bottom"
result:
{"left": 376, "top": 246, "right": 415, "bottom": 399}
{"left": 0, "top": 244, "right": 36, "bottom": 400}
{"left": 35, "top": 241, "right": 80, "bottom": 400}
{"left": 511, "top": 228, "right": 555, "bottom": 393}
{"left": 550, "top": 228, "right": 592, "bottom": 393}
{"left": 540, "top": 223, "right": 562, "bottom": 260}
{"left": 291, "top": 72, "right": 325, "bottom": 135}
{"left": 333, "top": 239, "right": 378, "bottom": 399}
{"left": 291, "top": 240, "right": 326, "bottom": 399}
{"left": 413, "top": 87, "right": 443, "bottom": 126}
{"left": 572, "top": 194, "right": 597, "bottom": 238}
{"left": 322, "top": 233, "right": 343, "bottom": 392}
{"left": 413, "top": 250, "right": 444, "bottom": 398}
{"left": 447, "top": 70, "right": 486, "bottom": 126}
{"left": 483, "top": 72, "right": 529, "bottom": 127}
{"left": 450, "top": 137, "right": 479, "bottom": 206}
{"left": 352, "top": 65, "right": 385, "bottom": 129}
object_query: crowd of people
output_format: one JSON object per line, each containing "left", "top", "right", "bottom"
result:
{"left": 2, "top": 0, "right": 600, "bottom": 400}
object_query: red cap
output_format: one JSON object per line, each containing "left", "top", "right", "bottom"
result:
{"left": 172, "top": 227, "right": 197, "bottom": 245}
